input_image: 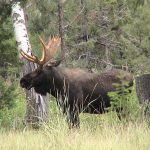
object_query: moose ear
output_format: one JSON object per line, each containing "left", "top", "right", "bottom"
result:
{"left": 52, "top": 60, "right": 62, "bottom": 67}
{"left": 47, "top": 59, "right": 62, "bottom": 67}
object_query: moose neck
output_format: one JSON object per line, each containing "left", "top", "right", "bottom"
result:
{"left": 47, "top": 67, "right": 67, "bottom": 98}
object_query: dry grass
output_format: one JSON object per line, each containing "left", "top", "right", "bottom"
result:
{"left": 0, "top": 121, "right": 149, "bottom": 150}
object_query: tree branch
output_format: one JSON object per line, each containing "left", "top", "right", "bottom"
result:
{"left": 64, "top": 6, "right": 85, "bottom": 29}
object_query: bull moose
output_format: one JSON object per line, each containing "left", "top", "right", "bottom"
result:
{"left": 20, "top": 36, "right": 133, "bottom": 128}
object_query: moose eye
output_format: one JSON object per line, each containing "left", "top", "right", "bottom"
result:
{"left": 31, "top": 69, "right": 42, "bottom": 77}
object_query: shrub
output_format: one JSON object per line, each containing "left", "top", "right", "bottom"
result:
{"left": 0, "top": 76, "right": 17, "bottom": 109}
{"left": 0, "top": 75, "right": 26, "bottom": 130}
{"left": 108, "top": 79, "right": 141, "bottom": 121}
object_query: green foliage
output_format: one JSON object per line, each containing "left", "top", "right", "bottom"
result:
{"left": 0, "top": 4, "right": 19, "bottom": 67}
{"left": 12, "top": 0, "right": 148, "bottom": 73}
{"left": 28, "top": 0, "right": 58, "bottom": 36}
{"left": 0, "top": 82, "right": 26, "bottom": 130}
{"left": 0, "top": 76, "right": 23, "bottom": 130}
{"left": 25, "top": 0, "right": 150, "bottom": 71}
{"left": 108, "top": 79, "right": 140, "bottom": 121}
{"left": 0, "top": 77, "right": 17, "bottom": 109}
{"left": 0, "top": 18, "right": 18, "bottom": 64}
{"left": 0, "top": 1, "right": 22, "bottom": 130}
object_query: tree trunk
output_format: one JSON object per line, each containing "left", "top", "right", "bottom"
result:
{"left": 80, "top": 0, "right": 90, "bottom": 69}
{"left": 136, "top": 74, "right": 150, "bottom": 117}
{"left": 58, "top": 0, "right": 65, "bottom": 61}
{"left": 136, "top": 74, "right": 150, "bottom": 103}
{"left": 12, "top": 2, "right": 48, "bottom": 128}
{"left": 105, "top": 45, "right": 113, "bottom": 71}
{"left": 80, "top": 0, "right": 88, "bottom": 42}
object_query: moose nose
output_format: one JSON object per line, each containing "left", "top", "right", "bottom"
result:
{"left": 20, "top": 78, "right": 28, "bottom": 88}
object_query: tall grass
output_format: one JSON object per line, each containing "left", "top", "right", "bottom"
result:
{"left": 0, "top": 86, "right": 149, "bottom": 150}
{"left": 0, "top": 99, "right": 150, "bottom": 150}
{"left": 0, "top": 121, "right": 149, "bottom": 150}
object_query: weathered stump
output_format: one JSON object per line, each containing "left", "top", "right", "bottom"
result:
{"left": 136, "top": 74, "right": 150, "bottom": 118}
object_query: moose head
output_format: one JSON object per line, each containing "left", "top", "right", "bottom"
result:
{"left": 20, "top": 36, "right": 61, "bottom": 95}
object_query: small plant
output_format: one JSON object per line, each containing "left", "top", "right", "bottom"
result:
{"left": 108, "top": 77, "right": 140, "bottom": 121}
{"left": 0, "top": 75, "right": 25, "bottom": 130}
{"left": 0, "top": 76, "right": 17, "bottom": 109}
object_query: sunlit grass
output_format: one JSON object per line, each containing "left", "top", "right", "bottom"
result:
{"left": 0, "top": 120, "right": 149, "bottom": 150}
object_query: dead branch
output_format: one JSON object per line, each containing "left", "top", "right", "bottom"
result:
{"left": 64, "top": 6, "right": 85, "bottom": 29}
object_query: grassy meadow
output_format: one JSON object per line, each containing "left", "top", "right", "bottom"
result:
{"left": 0, "top": 86, "right": 150, "bottom": 150}
{"left": 0, "top": 119, "right": 149, "bottom": 150}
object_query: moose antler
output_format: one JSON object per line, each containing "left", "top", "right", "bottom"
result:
{"left": 20, "top": 36, "right": 61, "bottom": 66}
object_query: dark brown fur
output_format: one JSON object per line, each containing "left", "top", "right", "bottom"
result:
{"left": 20, "top": 63, "right": 133, "bottom": 128}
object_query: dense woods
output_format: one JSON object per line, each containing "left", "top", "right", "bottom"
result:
{"left": 0, "top": 0, "right": 150, "bottom": 149}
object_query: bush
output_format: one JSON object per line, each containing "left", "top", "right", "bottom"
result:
{"left": 108, "top": 80, "right": 141, "bottom": 121}
{"left": 0, "top": 76, "right": 17, "bottom": 109}
{"left": 0, "top": 75, "right": 26, "bottom": 130}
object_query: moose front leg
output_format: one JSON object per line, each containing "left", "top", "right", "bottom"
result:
{"left": 66, "top": 105, "right": 80, "bottom": 129}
